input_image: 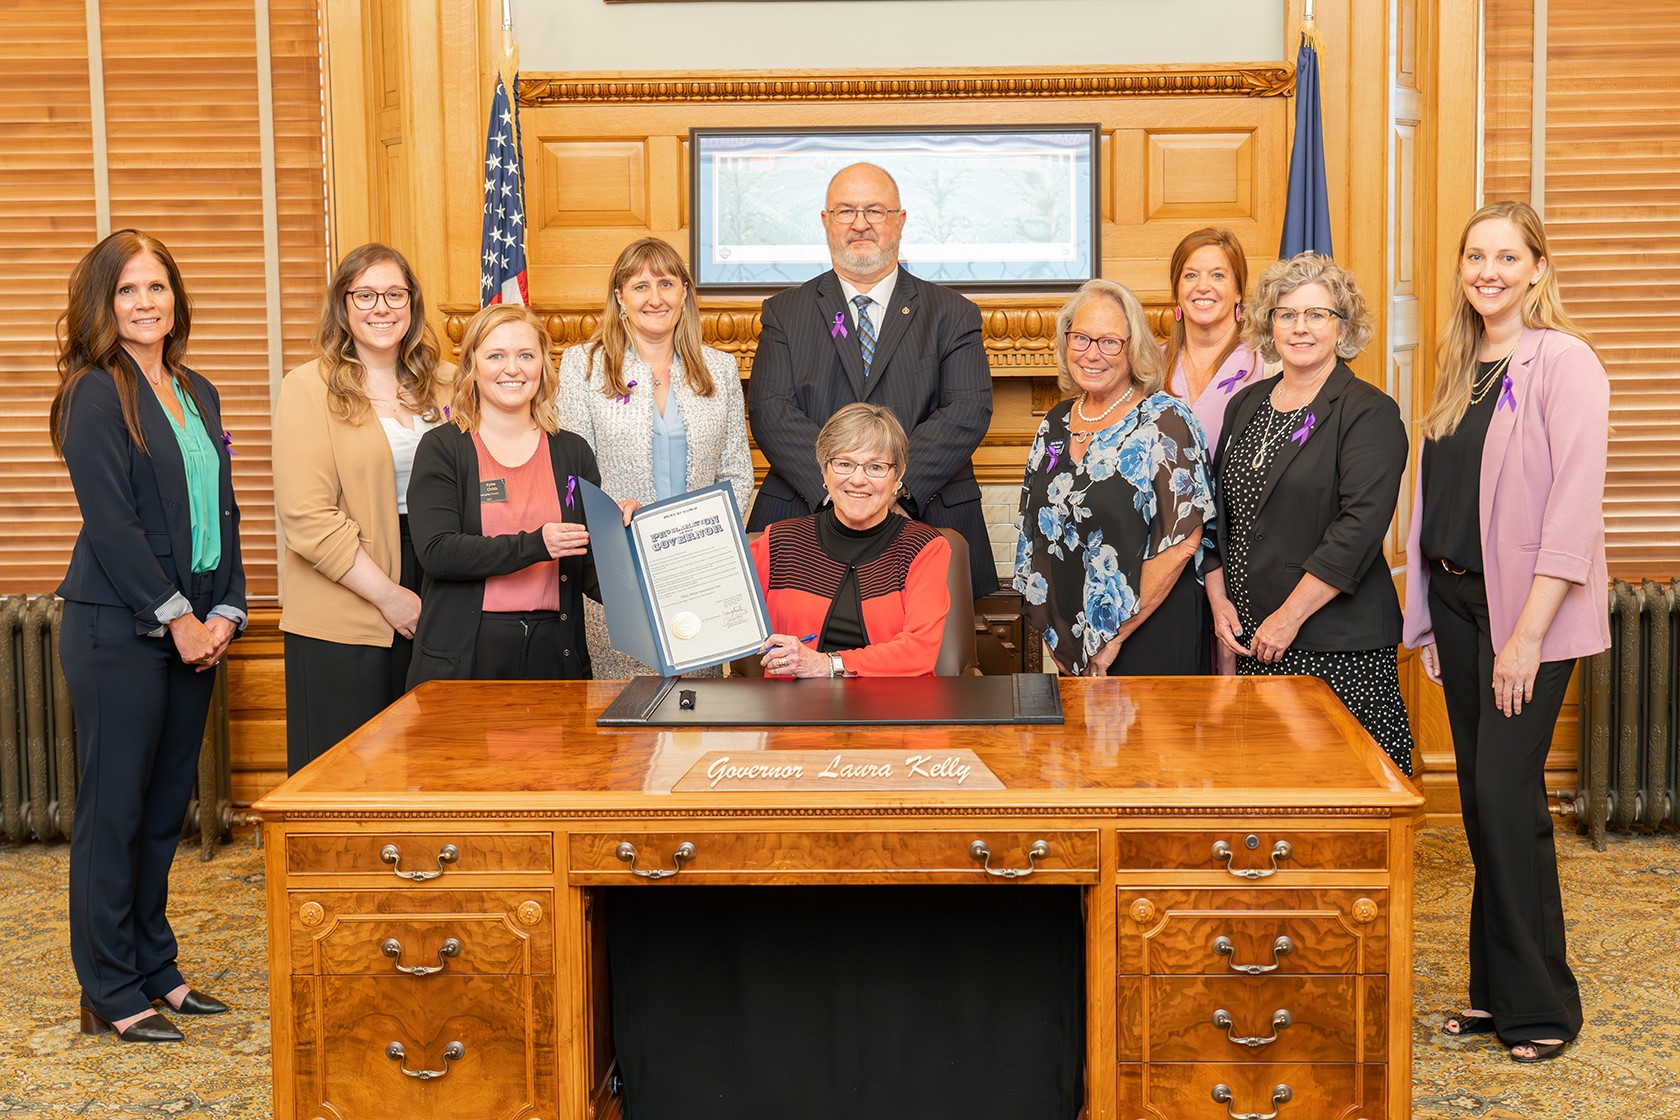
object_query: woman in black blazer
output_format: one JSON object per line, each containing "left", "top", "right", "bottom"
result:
{"left": 51, "top": 231, "right": 245, "bottom": 1042}
{"left": 406, "top": 304, "right": 608, "bottom": 685}
{"left": 1205, "top": 254, "right": 1414, "bottom": 773}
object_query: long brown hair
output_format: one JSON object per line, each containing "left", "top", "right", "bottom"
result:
{"left": 449, "top": 304, "right": 561, "bottom": 435}
{"left": 51, "top": 229, "right": 205, "bottom": 457}
{"left": 1161, "top": 227, "right": 1249, "bottom": 395}
{"left": 315, "top": 243, "right": 444, "bottom": 425}
{"left": 1425, "top": 201, "right": 1598, "bottom": 439}
{"left": 585, "top": 237, "right": 713, "bottom": 400}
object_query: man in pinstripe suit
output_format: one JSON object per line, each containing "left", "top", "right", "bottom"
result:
{"left": 746, "top": 162, "right": 998, "bottom": 596}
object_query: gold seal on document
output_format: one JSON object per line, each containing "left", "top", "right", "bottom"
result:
{"left": 669, "top": 611, "right": 702, "bottom": 641}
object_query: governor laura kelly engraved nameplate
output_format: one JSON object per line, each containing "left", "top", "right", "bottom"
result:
{"left": 673, "top": 749, "right": 1003, "bottom": 792}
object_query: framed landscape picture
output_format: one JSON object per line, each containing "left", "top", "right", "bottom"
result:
{"left": 689, "top": 125, "right": 1101, "bottom": 292}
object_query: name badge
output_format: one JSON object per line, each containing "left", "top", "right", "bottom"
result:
{"left": 480, "top": 478, "right": 508, "bottom": 503}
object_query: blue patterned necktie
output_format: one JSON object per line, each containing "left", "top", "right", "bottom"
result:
{"left": 853, "top": 295, "right": 876, "bottom": 377}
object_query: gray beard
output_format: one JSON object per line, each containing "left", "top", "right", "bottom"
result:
{"left": 835, "top": 241, "right": 895, "bottom": 277}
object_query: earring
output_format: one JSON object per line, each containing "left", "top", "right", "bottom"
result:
{"left": 618, "top": 308, "right": 629, "bottom": 322}
{"left": 1173, "top": 306, "right": 1183, "bottom": 322}
{"left": 1235, "top": 304, "right": 1243, "bottom": 322}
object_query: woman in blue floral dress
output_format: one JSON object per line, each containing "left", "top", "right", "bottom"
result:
{"left": 1015, "top": 279, "right": 1216, "bottom": 676}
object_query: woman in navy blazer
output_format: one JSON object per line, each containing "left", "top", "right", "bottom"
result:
{"left": 51, "top": 231, "right": 245, "bottom": 1042}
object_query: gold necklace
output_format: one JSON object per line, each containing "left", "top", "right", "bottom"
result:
{"left": 1469, "top": 350, "right": 1515, "bottom": 405}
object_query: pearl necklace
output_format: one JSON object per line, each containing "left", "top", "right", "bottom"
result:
{"left": 1071, "top": 385, "right": 1135, "bottom": 442}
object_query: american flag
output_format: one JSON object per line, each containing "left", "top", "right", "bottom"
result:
{"left": 480, "top": 72, "right": 528, "bottom": 306}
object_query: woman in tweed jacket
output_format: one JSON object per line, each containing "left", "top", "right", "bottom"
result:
{"left": 557, "top": 237, "right": 753, "bottom": 678}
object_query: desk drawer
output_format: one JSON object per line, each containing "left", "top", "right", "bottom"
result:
{"left": 286, "top": 831, "right": 553, "bottom": 879}
{"left": 1118, "top": 889, "right": 1389, "bottom": 975}
{"left": 1118, "top": 975, "right": 1385, "bottom": 1064}
{"left": 1117, "top": 827, "right": 1387, "bottom": 876}
{"left": 287, "top": 974, "right": 558, "bottom": 1120}
{"left": 1117, "top": 1062, "right": 1384, "bottom": 1120}
{"left": 287, "top": 891, "right": 554, "bottom": 976}
{"left": 568, "top": 829, "right": 1100, "bottom": 885}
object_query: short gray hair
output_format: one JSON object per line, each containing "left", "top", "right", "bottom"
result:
{"left": 1053, "top": 279, "right": 1165, "bottom": 398}
{"left": 814, "top": 403, "right": 909, "bottom": 479}
{"left": 1242, "top": 253, "right": 1374, "bottom": 362}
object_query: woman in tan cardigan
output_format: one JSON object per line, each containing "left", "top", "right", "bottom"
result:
{"left": 273, "top": 244, "right": 453, "bottom": 772}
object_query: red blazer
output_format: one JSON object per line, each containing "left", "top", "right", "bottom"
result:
{"left": 751, "top": 515, "right": 951, "bottom": 677}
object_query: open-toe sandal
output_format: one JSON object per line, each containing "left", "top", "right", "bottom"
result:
{"left": 1510, "top": 1040, "right": 1566, "bottom": 1063}
{"left": 1442, "top": 1013, "right": 1497, "bottom": 1036}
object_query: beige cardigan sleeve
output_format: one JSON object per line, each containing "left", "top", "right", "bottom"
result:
{"left": 273, "top": 360, "right": 364, "bottom": 582}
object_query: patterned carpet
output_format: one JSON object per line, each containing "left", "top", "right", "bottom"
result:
{"left": 0, "top": 826, "right": 1675, "bottom": 1118}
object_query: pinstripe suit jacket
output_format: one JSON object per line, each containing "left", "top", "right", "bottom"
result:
{"left": 556, "top": 343, "right": 754, "bottom": 517}
{"left": 745, "top": 267, "right": 997, "bottom": 595}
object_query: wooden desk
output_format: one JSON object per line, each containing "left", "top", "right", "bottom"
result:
{"left": 256, "top": 676, "right": 1422, "bottom": 1120}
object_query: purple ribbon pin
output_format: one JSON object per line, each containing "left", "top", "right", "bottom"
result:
{"left": 221, "top": 431, "right": 237, "bottom": 457}
{"left": 1045, "top": 443, "right": 1061, "bottom": 473}
{"left": 831, "top": 311, "right": 848, "bottom": 339}
{"left": 442, "top": 405, "right": 451, "bottom": 420}
{"left": 1497, "top": 374, "right": 1516, "bottom": 411}
{"left": 1290, "top": 411, "right": 1316, "bottom": 446}
{"left": 565, "top": 475, "right": 577, "bottom": 508}
{"left": 1217, "top": 369, "right": 1248, "bottom": 393}
{"left": 617, "top": 379, "right": 637, "bottom": 405}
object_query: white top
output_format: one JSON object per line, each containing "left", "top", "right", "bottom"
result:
{"left": 381, "top": 415, "right": 442, "bottom": 514}
{"left": 838, "top": 269, "right": 900, "bottom": 331}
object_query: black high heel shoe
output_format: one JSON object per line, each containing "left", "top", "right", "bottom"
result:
{"left": 165, "top": 988, "right": 230, "bottom": 1015}
{"left": 79, "top": 1001, "right": 184, "bottom": 1043}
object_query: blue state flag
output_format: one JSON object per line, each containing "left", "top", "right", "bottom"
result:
{"left": 1279, "top": 31, "right": 1334, "bottom": 259}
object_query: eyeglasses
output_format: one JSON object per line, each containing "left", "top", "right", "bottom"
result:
{"left": 1270, "top": 307, "right": 1341, "bottom": 328}
{"left": 348, "top": 287, "right": 411, "bottom": 311}
{"left": 826, "top": 207, "right": 901, "bottom": 225}
{"left": 1067, "top": 332, "right": 1129, "bottom": 357}
{"left": 827, "top": 458, "right": 897, "bottom": 479}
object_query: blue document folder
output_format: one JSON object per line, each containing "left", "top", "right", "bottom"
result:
{"left": 579, "top": 479, "right": 770, "bottom": 676}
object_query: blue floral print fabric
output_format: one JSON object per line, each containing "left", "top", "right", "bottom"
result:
{"left": 1013, "top": 393, "right": 1215, "bottom": 676}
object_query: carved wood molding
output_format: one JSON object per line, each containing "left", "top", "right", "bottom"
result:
{"left": 440, "top": 302, "right": 1177, "bottom": 376}
{"left": 517, "top": 65, "right": 1295, "bottom": 106}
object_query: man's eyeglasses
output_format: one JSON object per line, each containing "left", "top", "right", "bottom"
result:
{"left": 1270, "top": 307, "right": 1341, "bottom": 328}
{"left": 1067, "top": 332, "right": 1129, "bottom": 357}
{"left": 827, "top": 458, "right": 897, "bottom": 479}
{"left": 827, "top": 207, "right": 901, "bottom": 225}
{"left": 348, "top": 288, "right": 411, "bottom": 311}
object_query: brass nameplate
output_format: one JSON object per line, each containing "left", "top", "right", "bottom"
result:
{"left": 674, "top": 749, "right": 1003, "bottom": 792}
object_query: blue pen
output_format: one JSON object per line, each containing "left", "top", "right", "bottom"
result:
{"left": 800, "top": 633, "right": 819, "bottom": 644}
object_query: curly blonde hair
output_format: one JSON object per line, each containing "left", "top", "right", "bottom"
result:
{"left": 1241, "top": 253, "right": 1373, "bottom": 363}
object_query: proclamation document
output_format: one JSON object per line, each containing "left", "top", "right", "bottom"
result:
{"left": 579, "top": 480, "right": 770, "bottom": 676}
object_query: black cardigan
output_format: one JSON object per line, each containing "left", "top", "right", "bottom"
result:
{"left": 406, "top": 424, "right": 601, "bottom": 685}
{"left": 1211, "top": 362, "right": 1408, "bottom": 652}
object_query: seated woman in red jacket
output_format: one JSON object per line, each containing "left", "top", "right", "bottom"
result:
{"left": 753, "top": 403, "right": 951, "bottom": 677}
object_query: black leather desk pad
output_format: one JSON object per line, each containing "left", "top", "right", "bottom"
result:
{"left": 598, "top": 674, "right": 1064, "bottom": 727}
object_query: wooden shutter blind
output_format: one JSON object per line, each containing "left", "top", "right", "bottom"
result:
{"left": 1485, "top": 1, "right": 1680, "bottom": 579}
{"left": 0, "top": 0, "right": 327, "bottom": 604}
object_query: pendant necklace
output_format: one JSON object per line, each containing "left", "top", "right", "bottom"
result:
{"left": 1071, "top": 384, "right": 1135, "bottom": 443}
{"left": 1250, "top": 394, "right": 1308, "bottom": 469}
{"left": 1469, "top": 350, "right": 1515, "bottom": 405}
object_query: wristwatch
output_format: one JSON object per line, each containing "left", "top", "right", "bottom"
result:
{"left": 829, "top": 653, "right": 846, "bottom": 678}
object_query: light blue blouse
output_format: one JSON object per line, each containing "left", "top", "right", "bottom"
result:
{"left": 650, "top": 395, "right": 688, "bottom": 501}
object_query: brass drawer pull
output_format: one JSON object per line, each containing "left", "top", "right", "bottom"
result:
{"left": 379, "top": 843, "right": 459, "bottom": 881}
{"left": 1212, "top": 1007, "right": 1292, "bottom": 1048}
{"left": 385, "top": 1040, "right": 464, "bottom": 1080}
{"left": 615, "top": 840, "right": 696, "bottom": 880}
{"left": 381, "top": 936, "right": 462, "bottom": 976}
{"left": 1213, "top": 934, "right": 1293, "bottom": 974}
{"left": 1212, "top": 837, "right": 1292, "bottom": 878}
{"left": 1212, "top": 1083, "right": 1291, "bottom": 1120}
{"left": 969, "top": 839, "right": 1050, "bottom": 878}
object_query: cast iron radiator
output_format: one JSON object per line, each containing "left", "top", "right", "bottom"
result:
{"left": 1576, "top": 579, "right": 1679, "bottom": 850}
{"left": 0, "top": 594, "right": 235, "bottom": 858}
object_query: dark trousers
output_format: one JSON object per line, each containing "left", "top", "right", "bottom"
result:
{"left": 1428, "top": 566, "right": 1581, "bottom": 1042}
{"left": 61, "top": 581, "right": 216, "bottom": 1020}
{"left": 474, "top": 610, "right": 575, "bottom": 679}
{"left": 283, "top": 516, "right": 418, "bottom": 774}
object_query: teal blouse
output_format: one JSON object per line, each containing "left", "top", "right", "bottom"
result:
{"left": 167, "top": 380, "right": 222, "bottom": 574}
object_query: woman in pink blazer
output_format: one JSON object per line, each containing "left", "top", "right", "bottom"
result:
{"left": 1403, "top": 201, "right": 1610, "bottom": 1064}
